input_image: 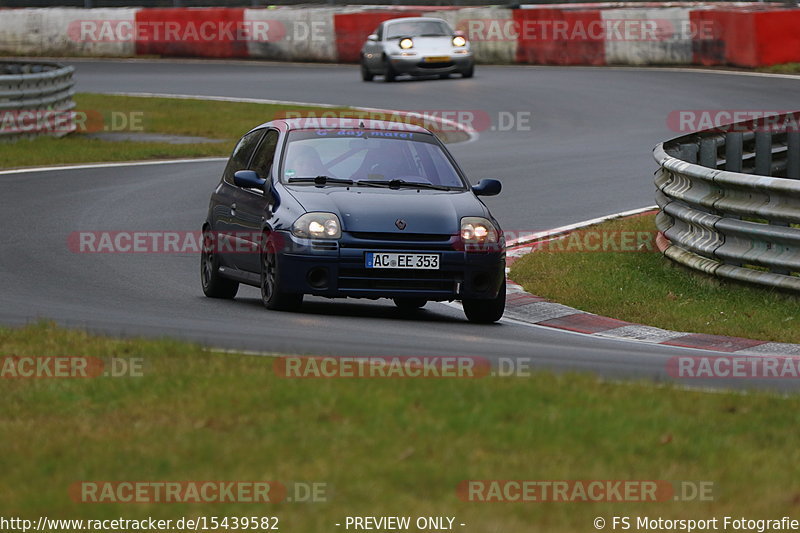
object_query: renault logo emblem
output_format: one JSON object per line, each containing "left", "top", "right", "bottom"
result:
{"left": 395, "top": 219, "right": 407, "bottom": 230}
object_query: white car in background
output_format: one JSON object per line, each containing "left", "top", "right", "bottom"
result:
{"left": 360, "top": 17, "right": 474, "bottom": 82}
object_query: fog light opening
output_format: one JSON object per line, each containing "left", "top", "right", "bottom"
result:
{"left": 307, "top": 267, "right": 329, "bottom": 289}
{"left": 472, "top": 273, "right": 490, "bottom": 292}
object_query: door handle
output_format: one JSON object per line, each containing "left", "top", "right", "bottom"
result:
{"left": 230, "top": 203, "right": 237, "bottom": 214}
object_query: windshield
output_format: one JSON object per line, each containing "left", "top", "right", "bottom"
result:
{"left": 281, "top": 130, "right": 467, "bottom": 189}
{"left": 385, "top": 20, "right": 451, "bottom": 39}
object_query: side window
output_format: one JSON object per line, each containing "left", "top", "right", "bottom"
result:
{"left": 249, "top": 130, "right": 280, "bottom": 179}
{"left": 376, "top": 24, "right": 383, "bottom": 41}
{"left": 223, "top": 129, "right": 264, "bottom": 184}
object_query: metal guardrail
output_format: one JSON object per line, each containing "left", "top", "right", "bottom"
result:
{"left": 653, "top": 112, "right": 800, "bottom": 292}
{"left": 0, "top": 61, "right": 76, "bottom": 142}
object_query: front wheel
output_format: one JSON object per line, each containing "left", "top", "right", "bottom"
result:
{"left": 261, "top": 236, "right": 303, "bottom": 311}
{"left": 360, "top": 57, "right": 374, "bottom": 81}
{"left": 462, "top": 278, "right": 505, "bottom": 323}
{"left": 383, "top": 57, "right": 396, "bottom": 82}
{"left": 200, "top": 229, "right": 239, "bottom": 299}
{"left": 461, "top": 64, "right": 474, "bottom": 78}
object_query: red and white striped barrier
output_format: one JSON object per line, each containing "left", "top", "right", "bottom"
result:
{"left": 0, "top": 4, "right": 797, "bottom": 68}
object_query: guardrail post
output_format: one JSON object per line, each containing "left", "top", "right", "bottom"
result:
{"left": 699, "top": 138, "right": 717, "bottom": 168}
{"left": 677, "top": 143, "right": 698, "bottom": 164}
{"left": 788, "top": 131, "right": 800, "bottom": 180}
{"left": 755, "top": 131, "right": 772, "bottom": 176}
{"left": 725, "top": 132, "right": 743, "bottom": 172}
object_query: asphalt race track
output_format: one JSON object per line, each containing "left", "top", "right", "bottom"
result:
{"left": 3, "top": 60, "right": 800, "bottom": 389}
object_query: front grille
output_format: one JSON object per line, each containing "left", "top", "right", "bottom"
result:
{"left": 349, "top": 232, "right": 451, "bottom": 242}
{"left": 418, "top": 61, "right": 454, "bottom": 69}
{"left": 338, "top": 268, "right": 460, "bottom": 292}
{"left": 340, "top": 233, "right": 455, "bottom": 251}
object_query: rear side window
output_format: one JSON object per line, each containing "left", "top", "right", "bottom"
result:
{"left": 223, "top": 129, "right": 264, "bottom": 184}
{"left": 249, "top": 130, "right": 280, "bottom": 179}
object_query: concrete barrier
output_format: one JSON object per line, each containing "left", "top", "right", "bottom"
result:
{"left": 602, "top": 7, "right": 693, "bottom": 65}
{"left": 0, "top": 4, "right": 798, "bottom": 68}
{"left": 244, "top": 7, "right": 339, "bottom": 62}
{"left": 0, "top": 8, "right": 136, "bottom": 56}
{"left": 133, "top": 8, "right": 248, "bottom": 58}
{"left": 515, "top": 7, "right": 606, "bottom": 66}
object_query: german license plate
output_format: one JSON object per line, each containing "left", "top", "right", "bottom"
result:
{"left": 423, "top": 56, "right": 450, "bottom": 63}
{"left": 365, "top": 252, "right": 440, "bottom": 270}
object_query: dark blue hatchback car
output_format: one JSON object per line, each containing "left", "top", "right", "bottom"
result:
{"left": 201, "top": 118, "right": 506, "bottom": 323}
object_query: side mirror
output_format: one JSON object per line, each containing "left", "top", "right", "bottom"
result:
{"left": 472, "top": 178, "right": 502, "bottom": 197}
{"left": 234, "top": 170, "right": 266, "bottom": 191}
{"left": 367, "top": 34, "right": 378, "bottom": 42}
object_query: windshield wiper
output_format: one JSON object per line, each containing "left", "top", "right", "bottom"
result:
{"left": 357, "top": 179, "right": 451, "bottom": 191}
{"left": 288, "top": 176, "right": 354, "bottom": 186}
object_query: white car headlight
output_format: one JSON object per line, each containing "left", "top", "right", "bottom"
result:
{"left": 452, "top": 35, "right": 467, "bottom": 47}
{"left": 460, "top": 217, "right": 499, "bottom": 244}
{"left": 399, "top": 38, "right": 414, "bottom": 50}
{"left": 292, "top": 213, "right": 342, "bottom": 239}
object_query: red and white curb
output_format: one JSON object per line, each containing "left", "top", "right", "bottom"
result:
{"left": 503, "top": 208, "right": 800, "bottom": 357}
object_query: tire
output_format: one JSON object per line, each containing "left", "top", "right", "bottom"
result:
{"left": 383, "top": 57, "right": 396, "bottom": 82}
{"left": 393, "top": 297, "right": 427, "bottom": 310}
{"left": 360, "top": 57, "right": 374, "bottom": 81}
{"left": 200, "top": 228, "right": 239, "bottom": 299}
{"left": 261, "top": 234, "right": 303, "bottom": 311}
{"left": 461, "top": 64, "right": 474, "bottom": 79}
{"left": 462, "top": 278, "right": 505, "bottom": 324}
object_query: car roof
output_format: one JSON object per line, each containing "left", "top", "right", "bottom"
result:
{"left": 275, "top": 117, "right": 431, "bottom": 134}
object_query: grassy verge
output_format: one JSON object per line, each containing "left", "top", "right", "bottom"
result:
{"left": 758, "top": 63, "right": 800, "bottom": 75}
{"left": 2, "top": 93, "right": 466, "bottom": 170}
{"left": 510, "top": 213, "right": 800, "bottom": 343}
{"left": 2, "top": 323, "right": 800, "bottom": 529}
{"left": 1, "top": 94, "right": 348, "bottom": 169}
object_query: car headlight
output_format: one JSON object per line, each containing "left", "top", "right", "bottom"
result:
{"left": 292, "top": 213, "right": 342, "bottom": 240}
{"left": 460, "top": 217, "right": 499, "bottom": 244}
{"left": 452, "top": 35, "right": 467, "bottom": 47}
{"left": 399, "top": 38, "right": 414, "bottom": 50}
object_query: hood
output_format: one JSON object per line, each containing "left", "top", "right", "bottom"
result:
{"left": 286, "top": 187, "right": 486, "bottom": 235}
{"left": 398, "top": 36, "right": 461, "bottom": 56}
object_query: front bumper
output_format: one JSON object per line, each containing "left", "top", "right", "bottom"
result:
{"left": 275, "top": 230, "right": 504, "bottom": 301}
{"left": 389, "top": 53, "right": 474, "bottom": 76}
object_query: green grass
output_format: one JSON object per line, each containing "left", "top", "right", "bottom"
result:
{"left": 1, "top": 93, "right": 465, "bottom": 170}
{"left": 758, "top": 63, "right": 800, "bottom": 75}
{"left": 0, "top": 94, "right": 350, "bottom": 169}
{"left": 510, "top": 213, "right": 800, "bottom": 343}
{"left": 2, "top": 322, "right": 800, "bottom": 531}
